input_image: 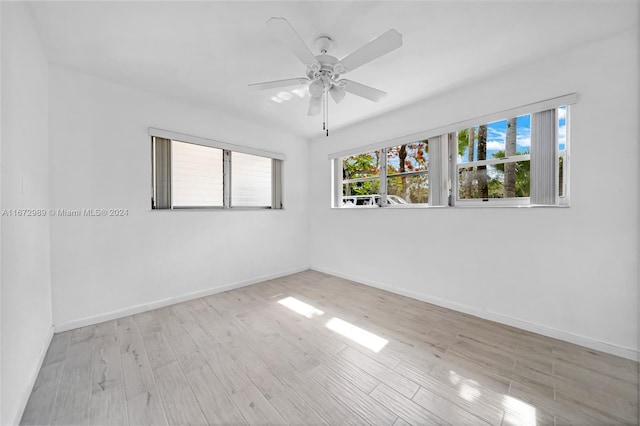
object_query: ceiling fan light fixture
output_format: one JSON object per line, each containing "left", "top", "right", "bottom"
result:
{"left": 329, "top": 86, "right": 346, "bottom": 104}
{"left": 309, "top": 79, "right": 324, "bottom": 98}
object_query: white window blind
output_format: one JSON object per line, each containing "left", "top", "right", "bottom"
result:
{"left": 171, "top": 141, "right": 223, "bottom": 207}
{"left": 231, "top": 152, "right": 272, "bottom": 207}
{"left": 152, "top": 137, "right": 172, "bottom": 209}
{"left": 530, "top": 109, "right": 557, "bottom": 205}
{"left": 427, "top": 136, "right": 447, "bottom": 207}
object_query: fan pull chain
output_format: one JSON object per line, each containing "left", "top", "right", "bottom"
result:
{"left": 322, "top": 91, "right": 326, "bottom": 131}
{"left": 326, "top": 92, "right": 329, "bottom": 137}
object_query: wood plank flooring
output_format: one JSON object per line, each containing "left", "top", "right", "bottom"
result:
{"left": 21, "top": 270, "right": 639, "bottom": 425}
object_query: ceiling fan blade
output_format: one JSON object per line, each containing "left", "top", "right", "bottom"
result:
{"left": 339, "top": 29, "right": 402, "bottom": 73}
{"left": 308, "top": 96, "right": 322, "bottom": 116}
{"left": 267, "top": 17, "right": 320, "bottom": 69}
{"left": 340, "top": 79, "right": 387, "bottom": 102}
{"left": 329, "top": 86, "right": 346, "bottom": 104}
{"left": 249, "top": 78, "right": 309, "bottom": 90}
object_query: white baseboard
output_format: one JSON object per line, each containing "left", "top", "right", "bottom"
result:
{"left": 11, "top": 325, "right": 55, "bottom": 426}
{"left": 311, "top": 266, "right": 639, "bottom": 362}
{"left": 54, "top": 266, "right": 310, "bottom": 333}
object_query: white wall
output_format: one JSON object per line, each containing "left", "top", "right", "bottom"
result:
{"left": 1, "top": 3, "right": 3, "bottom": 422}
{"left": 1, "top": 3, "right": 53, "bottom": 425}
{"left": 49, "top": 66, "right": 310, "bottom": 329}
{"left": 309, "top": 29, "right": 639, "bottom": 359}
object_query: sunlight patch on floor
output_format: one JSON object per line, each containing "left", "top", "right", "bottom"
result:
{"left": 501, "top": 395, "right": 537, "bottom": 426}
{"left": 449, "top": 370, "right": 481, "bottom": 402}
{"left": 325, "top": 317, "right": 388, "bottom": 352}
{"left": 277, "top": 296, "right": 324, "bottom": 318}
{"left": 459, "top": 383, "right": 481, "bottom": 402}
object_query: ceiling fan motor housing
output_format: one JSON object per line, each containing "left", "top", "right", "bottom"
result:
{"left": 306, "top": 54, "right": 345, "bottom": 90}
{"left": 307, "top": 55, "right": 338, "bottom": 76}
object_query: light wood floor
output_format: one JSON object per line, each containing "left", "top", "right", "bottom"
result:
{"left": 21, "top": 270, "right": 639, "bottom": 425}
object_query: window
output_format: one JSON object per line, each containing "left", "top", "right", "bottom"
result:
{"left": 557, "top": 106, "right": 568, "bottom": 199}
{"left": 455, "top": 115, "right": 532, "bottom": 205}
{"left": 453, "top": 106, "right": 568, "bottom": 206}
{"left": 331, "top": 95, "right": 573, "bottom": 208}
{"left": 172, "top": 141, "right": 224, "bottom": 207}
{"left": 338, "top": 140, "right": 437, "bottom": 207}
{"left": 151, "top": 130, "right": 283, "bottom": 209}
{"left": 231, "top": 152, "right": 272, "bottom": 207}
{"left": 342, "top": 150, "right": 381, "bottom": 206}
{"left": 387, "top": 141, "right": 429, "bottom": 205}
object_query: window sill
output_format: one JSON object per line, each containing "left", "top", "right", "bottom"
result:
{"left": 331, "top": 204, "right": 569, "bottom": 210}
{"left": 151, "top": 207, "right": 282, "bottom": 211}
{"left": 451, "top": 204, "right": 569, "bottom": 209}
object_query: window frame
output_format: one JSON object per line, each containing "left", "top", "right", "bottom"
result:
{"left": 335, "top": 142, "right": 437, "bottom": 208}
{"left": 170, "top": 140, "right": 225, "bottom": 209}
{"left": 385, "top": 141, "right": 431, "bottom": 207}
{"left": 556, "top": 106, "right": 570, "bottom": 206}
{"left": 340, "top": 149, "right": 383, "bottom": 207}
{"left": 230, "top": 151, "right": 275, "bottom": 208}
{"left": 333, "top": 145, "right": 430, "bottom": 209}
{"left": 150, "top": 128, "right": 284, "bottom": 210}
{"left": 454, "top": 153, "right": 532, "bottom": 207}
{"left": 329, "top": 94, "right": 575, "bottom": 209}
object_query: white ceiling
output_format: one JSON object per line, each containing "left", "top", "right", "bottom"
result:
{"left": 27, "top": 1, "right": 637, "bottom": 139}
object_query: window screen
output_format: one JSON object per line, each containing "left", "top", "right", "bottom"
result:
{"left": 231, "top": 152, "right": 272, "bottom": 207}
{"left": 171, "top": 141, "right": 223, "bottom": 207}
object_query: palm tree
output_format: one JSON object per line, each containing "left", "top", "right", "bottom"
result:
{"left": 398, "top": 144, "right": 408, "bottom": 200}
{"left": 504, "top": 117, "right": 517, "bottom": 197}
{"left": 477, "top": 124, "right": 488, "bottom": 198}
{"left": 457, "top": 128, "right": 476, "bottom": 199}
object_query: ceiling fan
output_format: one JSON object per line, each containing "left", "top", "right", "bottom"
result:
{"left": 249, "top": 18, "right": 403, "bottom": 136}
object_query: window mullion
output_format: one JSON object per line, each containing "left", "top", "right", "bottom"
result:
{"left": 462, "top": 155, "right": 530, "bottom": 168}
{"left": 448, "top": 132, "right": 457, "bottom": 206}
{"left": 379, "top": 148, "right": 388, "bottom": 206}
{"left": 223, "top": 150, "right": 231, "bottom": 208}
{"left": 387, "top": 171, "right": 429, "bottom": 179}
{"left": 343, "top": 176, "right": 382, "bottom": 184}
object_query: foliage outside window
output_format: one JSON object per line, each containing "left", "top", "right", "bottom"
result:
{"left": 454, "top": 106, "right": 567, "bottom": 205}
{"left": 456, "top": 115, "right": 531, "bottom": 202}
{"left": 387, "top": 142, "right": 429, "bottom": 204}
{"left": 342, "top": 150, "right": 381, "bottom": 205}
{"left": 341, "top": 142, "right": 429, "bottom": 207}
